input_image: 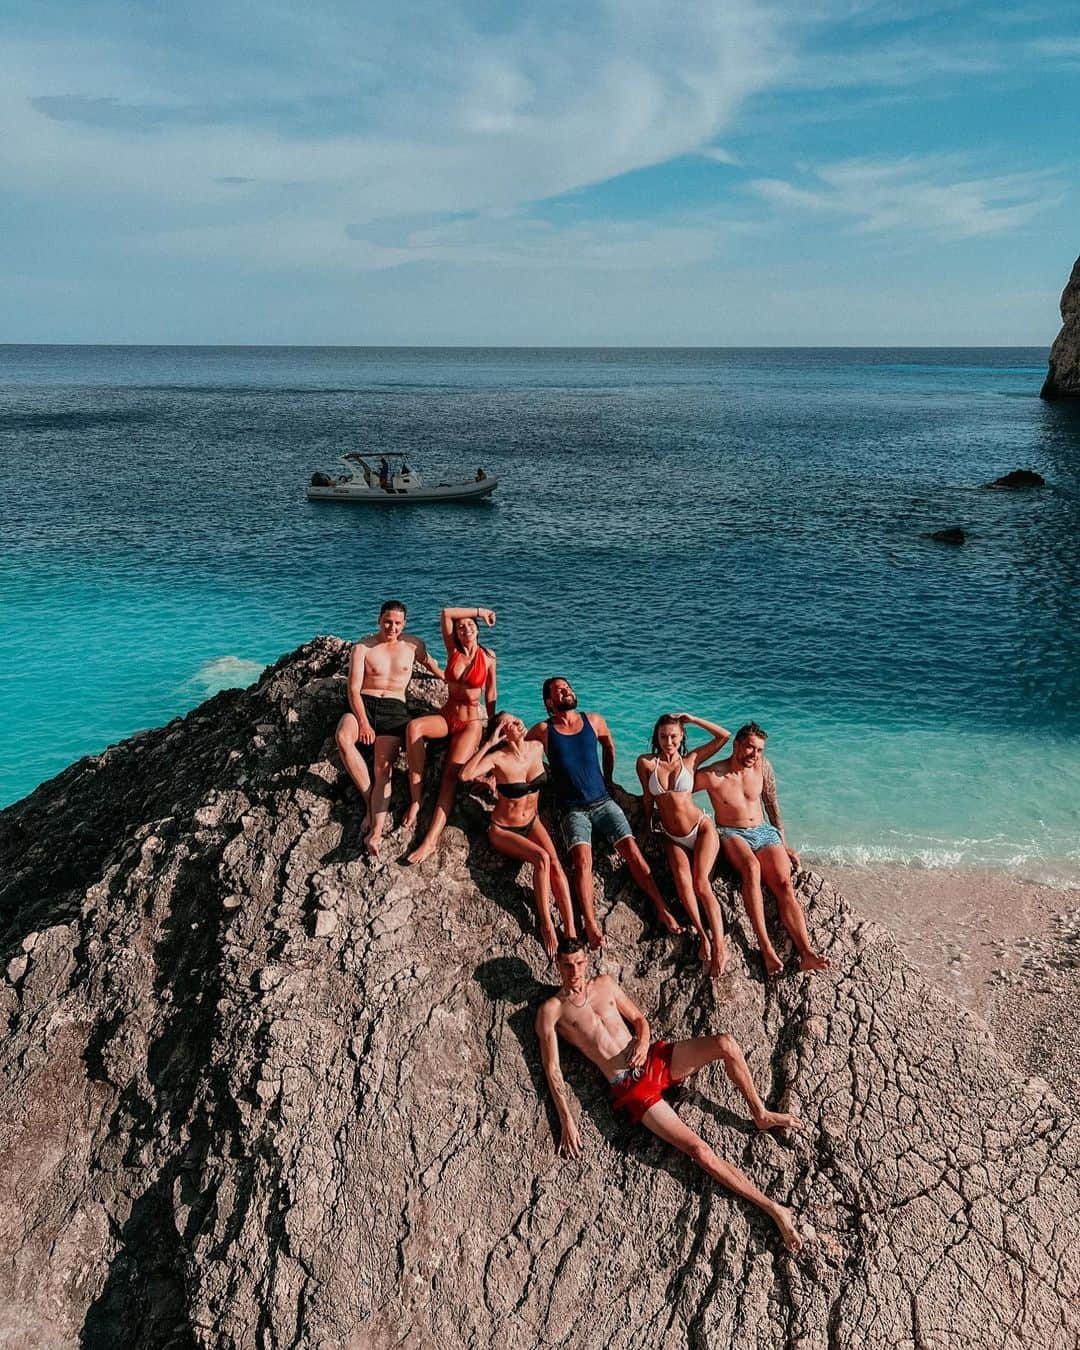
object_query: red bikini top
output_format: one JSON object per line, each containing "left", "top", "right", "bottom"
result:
{"left": 448, "top": 646, "right": 488, "bottom": 689}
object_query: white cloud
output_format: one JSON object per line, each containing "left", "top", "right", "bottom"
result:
{"left": 0, "top": 3, "right": 786, "bottom": 230}
{"left": 748, "top": 156, "right": 1061, "bottom": 239}
{"left": 699, "top": 146, "right": 742, "bottom": 166}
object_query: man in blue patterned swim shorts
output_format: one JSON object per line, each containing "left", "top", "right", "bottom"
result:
{"left": 695, "top": 723, "right": 830, "bottom": 977}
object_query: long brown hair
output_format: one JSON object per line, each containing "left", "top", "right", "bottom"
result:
{"left": 650, "top": 714, "right": 686, "bottom": 756}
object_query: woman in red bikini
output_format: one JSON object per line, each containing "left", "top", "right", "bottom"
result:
{"left": 404, "top": 605, "right": 498, "bottom": 864}
{"left": 460, "top": 713, "right": 576, "bottom": 958}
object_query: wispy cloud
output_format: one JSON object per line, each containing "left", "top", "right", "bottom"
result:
{"left": 748, "top": 156, "right": 1061, "bottom": 239}
{"left": 3, "top": 3, "right": 786, "bottom": 223}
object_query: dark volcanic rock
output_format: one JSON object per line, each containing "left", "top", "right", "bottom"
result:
{"left": 1, "top": 638, "right": 1079, "bottom": 1348}
{"left": 1041, "top": 254, "right": 1080, "bottom": 399}
{"left": 985, "top": 468, "right": 1046, "bottom": 489}
{"left": 926, "top": 526, "right": 966, "bottom": 544}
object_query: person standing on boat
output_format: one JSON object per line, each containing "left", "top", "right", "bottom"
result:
{"left": 459, "top": 712, "right": 576, "bottom": 959}
{"left": 636, "top": 713, "right": 732, "bottom": 977}
{"left": 404, "top": 605, "right": 498, "bottom": 865}
{"left": 336, "top": 600, "right": 443, "bottom": 856}
{"left": 526, "top": 678, "right": 682, "bottom": 950}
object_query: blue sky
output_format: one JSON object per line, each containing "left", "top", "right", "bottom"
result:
{"left": 2, "top": 0, "right": 1077, "bottom": 344}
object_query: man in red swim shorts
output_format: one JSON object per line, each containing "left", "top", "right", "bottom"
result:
{"left": 534, "top": 937, "right": 805, "bottom": 1253}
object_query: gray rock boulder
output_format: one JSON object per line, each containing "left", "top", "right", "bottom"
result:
{"left": 1041, "top": 254, "right": 1080, "bottom": 399}
{"left": 1, "top": 638, "right": 1078, "bottom": 1348}
{"left": 985, "top": 469, "right": 1045, "bottom": 490}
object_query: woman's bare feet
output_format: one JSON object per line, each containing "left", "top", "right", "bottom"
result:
{"left": 402, "top": 802, "right": 420, "bottom": 831}
{"left": 753, "top": 1108, "right": 803, "bottom": 1132}
{"left": 364, "top": 830, "right": 383, "bottom": 858}
{"left": 799, "top": 950, "right": 831, "bottom": 973}
{"left": 540, "top": 921, "right": 558, "bottom": 960}
{"left": 404, "top": 839, "right": 436, "bottom": 866}
{"left": 583, "top": 919, "right": 604, "bottom": 950}
{"left": 770, "top": 1205, "right": 805, "bottom": 1253}
{"left": 696, "top": 931, "right": 711, "bottom": 964}
{"left": 762, "top": 947, "right": 785, "bottom": 977}
{"left": 708, "top": 937, "right": 729, "bottom": 979}
{"left": 656, "top": 906, "right": 684, "bottom": 937}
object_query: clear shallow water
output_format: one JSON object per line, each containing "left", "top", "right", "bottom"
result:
{"left": 2, "top": 346, "right": 1078, "bottom": 880}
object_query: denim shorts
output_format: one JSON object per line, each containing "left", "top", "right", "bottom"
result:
{"left": 561, "top": 796, "right": 633, "bottom": 850}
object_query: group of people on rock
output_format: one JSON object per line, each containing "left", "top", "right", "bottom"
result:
{"left": 335, "top": 598, "right": 830, "bottom": 1252}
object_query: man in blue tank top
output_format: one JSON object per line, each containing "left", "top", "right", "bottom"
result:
{"left": 527, "top": 677, "right": 682, "bottom": 950}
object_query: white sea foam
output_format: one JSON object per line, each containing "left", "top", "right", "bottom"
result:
{"left": 804, "top": 840, "right": 1080, "bottom": 888}
{"left": 178, "top": 655, "right": 265, "bottom": 699}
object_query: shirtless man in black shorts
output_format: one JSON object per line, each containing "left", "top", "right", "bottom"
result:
{"left": 336, "top": 600, "right": 442, "bottom": 854}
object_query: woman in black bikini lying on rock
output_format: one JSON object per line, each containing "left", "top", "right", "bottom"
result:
{"left": 460, "top": 713, "right": 576, "bottom": 959}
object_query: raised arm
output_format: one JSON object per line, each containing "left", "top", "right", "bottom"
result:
{"left": 525, "top": 721, "right": 548, "bottom": 749}
{"left": 591, "top": 713, "right": 616, "bottom": 787}
{"left": 459, "top": 718, "right": 508, "bottom": 783}
{"left": 535, "top": 1000, "right": 582, "bottom": 1159}
{"left": 441, "top": 605, "right": 496, "bottom": 651}
{"left": 678, "top": 713, "right": 732, "bottom": 771}
{"left": 611, "top": 979, "right": 650, "bottom": 1069}
{"left": 762, "top": 759, "right": 800, "bottom": 868}
{"left": 347, "top": 645, "right": 374, "bottom": 743}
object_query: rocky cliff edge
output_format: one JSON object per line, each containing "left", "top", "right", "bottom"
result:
{"left": 1042, "top": 254, "right": 1080, "bottom": 399}
{"left": 1, "top": 638, "right": 1078, "bottom": 1349}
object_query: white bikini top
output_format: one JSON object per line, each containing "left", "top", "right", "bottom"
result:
{"left": 648, "top": 757, "right": 693, "bottom": 796}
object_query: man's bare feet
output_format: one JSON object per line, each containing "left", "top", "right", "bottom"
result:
{"left": 583, "top": 920, "right": 604, "bottom": 951}
{"left": 799, "top": 951, "right": 831, "bottom": 973}
{"left": 540, "top": 922, "right": 558, "bottom": 960}
{"left": 753, "top": 1108, "right": 803, "bottom": 1133}
{"left": 762, "top": 948, "right": 785, "bottom": 977}
{"left": 771, "top": 1205, "right": 805, "bottom": 1254}
{"left": 708, "top": 938, "right": 729, "bottom": 979}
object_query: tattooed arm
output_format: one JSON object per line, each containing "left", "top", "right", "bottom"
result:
{"left": 762, "top": 758, "right": 800, "bottom": 869}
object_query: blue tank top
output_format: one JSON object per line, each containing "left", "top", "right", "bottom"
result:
{"left": 547, "top": 716, "right": 608, "bottom": 808}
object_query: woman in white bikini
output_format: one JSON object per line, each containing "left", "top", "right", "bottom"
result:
{"left": 636, "top": 712, "right": 731, "bottom": 977}
{"left": 460, "top": 713, "right": 576, "bottom": 959}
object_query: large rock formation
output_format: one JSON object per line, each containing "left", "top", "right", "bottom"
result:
{"left": 1041, "top": 254, "right": 1080, "bottom": 399}
{"left": 1, "top": 638, "right": 1078, "bottom": 1348}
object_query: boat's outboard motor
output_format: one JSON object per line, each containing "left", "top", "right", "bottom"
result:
{"left": 310, "top": 472, "right": 333, "bottom": 487}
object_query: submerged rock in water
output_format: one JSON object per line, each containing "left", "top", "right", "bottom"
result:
{"left": 1042, "top": 255, "right": 1080, "bottom": 400}
{"left": 1, "top": 637, "right": 1078, "bottom": 1348}
{"left": 985, "top": 468, "right": 1046, "bottom": 489}
{"left": 926, "top": 526, "right": 967, "bottom": 544}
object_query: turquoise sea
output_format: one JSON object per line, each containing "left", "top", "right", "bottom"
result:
{"left": 2, "top": 346, "right": 1078, "bottom": 880}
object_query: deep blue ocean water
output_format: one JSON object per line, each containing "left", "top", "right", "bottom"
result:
{"left": 2, "top": 346, "right": 1078, "bottom": 879}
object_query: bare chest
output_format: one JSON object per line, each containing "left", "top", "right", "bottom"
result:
{"left": 364, "top": 642, "right": 415, "bottom": 685}
{"left": 708, "top": 766, "right": 761, "bottom": 807}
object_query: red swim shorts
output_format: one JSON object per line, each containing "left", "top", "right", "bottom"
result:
{"left": 610, "top": 1040, "right": 675, "bottom": 1124}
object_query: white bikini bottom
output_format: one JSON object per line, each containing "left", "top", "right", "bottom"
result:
{"left": 662, "top": 813, "right": 705, "bottom": 853}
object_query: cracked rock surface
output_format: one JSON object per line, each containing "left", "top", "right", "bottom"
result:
{"left": 1042, "top": 254, "right": 1080, "bottom": 398}
{"left": 1, "top": 637, "right": 1078, "bottom": 1348}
